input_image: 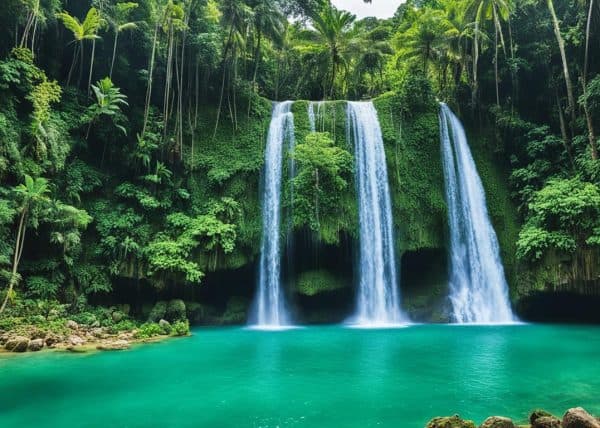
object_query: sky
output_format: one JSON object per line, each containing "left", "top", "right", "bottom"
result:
{"left": 331, "top": 0, "right": 405, "bottom": 19}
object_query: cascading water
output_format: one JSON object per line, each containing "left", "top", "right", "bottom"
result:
{"left": 308, "top": 101, "right": 324, "bottom": 132}
{"left": 251, "top": 101, "right": 295, "bottom": 328}
{"left": 347, "top": 101, "right": 406, "bottom": 326}
{"left": 439, "top": 103, "right": 516, "bottom": 324}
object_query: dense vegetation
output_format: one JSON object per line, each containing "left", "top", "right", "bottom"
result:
{"left": 0, "top": 0, "right": 599, "bottom": 332}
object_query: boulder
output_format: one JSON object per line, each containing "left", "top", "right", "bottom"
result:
{"left": 531, "top": 410, "right": 555, "bottom": 425}
{"left": 45, "top": 335, "right": 59, "bottom": 347}
{"left": 479, "top": 416, "right": 515, "bottom": 428}
{"left": 426, "top": 415, "right": 477, "bottom": 428}
{"left": 66, "top": 320, "right": 79, "bottom": 330}
{"left": 111, "top": 311, "right": 125, "bottom": 323}
{"left": 28, "top": 338, "right": 44, "bottom": 352}
{"left": 159, "top": 319, "right": 171, "bottom": 330}
{"left": 533, "top": 416, "right": 561, "bottom": 428}
{"left": 5, "top": 336, "right": 30, "bottom": 352}
{"left": 97, "top": 340, "right": 130, "bottom": 351}
{"left": 68, "top": 335, "right": 85, "bottom": 346}
{"left": 563, "top": 407, "right": 600, "bottom": 428}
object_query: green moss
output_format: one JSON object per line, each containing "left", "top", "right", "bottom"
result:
{"left": 296, "top": 269, "right": 347, "bottom": 296}
{"left": 374, "top": 92, "right": 447, "bottom": 253}
{"left": 185, "top": 96, "right": 271, "bottom": 271}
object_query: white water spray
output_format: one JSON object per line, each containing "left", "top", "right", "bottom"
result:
{"left": 347, "top": 101, "right": 406, "bottom": 326}
{"left": 439, "top": 103, "right": 516, "bottom": 324}
{"left": 251, "top": 101, "right": 295, "bottom": 327}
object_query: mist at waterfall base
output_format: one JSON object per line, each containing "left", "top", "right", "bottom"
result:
{"left": 346, "top": 102, "right": 406, "bottom": 327}
{"left": 2, "top": 324, "right": 599, "bottom": 428}
{"left": 439, "top": 104, "right": 516, "bottom": 324}
{"left": 249, "top": 101, "right": 295, "bottom": 328}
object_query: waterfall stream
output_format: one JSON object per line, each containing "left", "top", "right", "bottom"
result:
{"left": 347, "top": 101, "right": 406, "bottom": 326}
{"left": 439, "top": 103, "right": 516, "bottom": 323}
{"left": 251, "top": 101, "right": 295, "bottom": 327}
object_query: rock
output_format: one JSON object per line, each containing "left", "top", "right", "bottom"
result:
{"left": 148, "top": 301, "right": 167, "bottom": 323}
{"left": 45, "top": 335, "right": 59, "bottom": 347}
{"left": 166, "top": 299, "right": 186, "bottom": 322}
{"left": 91, "top": 328, "right": 105, "bottom": 338}
{"left": 479, "top": 416, "right": 515, "bottom": 428}
{"left": 426, "top": 415, "right": 477, "bottom": 428}
{"left": 531, "top": 410, "right": 555, "bottom": 425}
{"left": 159, "top": 319, "right": 171, "bottom": 329}
{"left": 28, "top": 338, "right": 44, "bottom": 352}
{"left": 97, "top": 340, "right": 130, "bottom": 351}
{"left": 563, "top": 407, "right": 600, "bottom": 428}
{"left": 111, "top": 311, "right": 125, "bottom": 323}
{"left": 68, "top": 335, "right": 85, "bottom": 346}
{"left": 66, "top": 320, "right": 79, "bottom": 330}
{"left": 5, "top": 336, "right": 30, "bottom": 352}
{"left": 533, "top": 416, "right": 562, "bottom": 428}
{"left": 91, "top": 320, "right": 100, "bottom": 328}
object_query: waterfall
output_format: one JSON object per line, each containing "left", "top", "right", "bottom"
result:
{"left": 308, "top": 101, "right": 324, "bottom": 132}
{"left": 251, "top": 101, "right": 295, "bottom": 328}
{"left": 439, "top": 103, "right": 516, "bottom": 324}
{"left": 347, "top": 101, "right": 406, "bottom": 326}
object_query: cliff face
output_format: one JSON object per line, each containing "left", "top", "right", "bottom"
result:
{"left": 191, "top": 92, "right": 597, "bottom": 323}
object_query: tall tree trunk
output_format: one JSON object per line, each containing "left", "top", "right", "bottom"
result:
{"left": 110, "top": 31, "right": 119, "bottom": 79}
{"left": 66, "top": 43, "right": 80, "bottom": 86}
{"left": 1, "top": 209, "right": 27, "bottom": 314}
{"left": 88, "top": 39, "right": 96, "bottom": 96}
{"left": 142, "top": 22, "right": 160, "bottom": 137}
{"left": 248, "top": 29, "right": 262, "bottom": 118}
{"left": 582, "top": 0, "right": 598, "bottom": 160}
{"left": 547, "top": 0, "right": 576, "bottom": 123}
{"left": 472, "top": 20, "right": 480, "bottom": 109}
{"left": 556, "top": 92, "right": 574, "bottom": 169}
{"left": 493, "top": 7, "right": 500, "bottom": 107}
{"left": 213, "top": 25, "right": 235, "bottom": 139}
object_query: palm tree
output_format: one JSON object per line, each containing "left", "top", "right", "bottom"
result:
{"left": 107, "top": 2, "right": 139, "bottom": 79}
{"left": 213, "top": 0, "right": 253, "bottom": 137}
{"left": 396, "top": 8, "right": 456, "bottom": 75}
{"left": 307, "top": 4, "right": 357, "bottom": 98}
{"left": 56, "top": 7, "right": 104, "bottom": 88}
{"left": 546, "top": 0, "right": 576, "bottom": 122}
{"left": 0, "top": 175, "right": 50, "bottom": 313}
{"left": 247, "top": 0, "right": 285, "bottom": 112}
{"left": 466, "top": 0, "right": 511, "bottom": 106}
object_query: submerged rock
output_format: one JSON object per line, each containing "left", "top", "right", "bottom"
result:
{"left": 479, "top": 416, "right": 515, "bottom": 428}
{"left": 28, "top": 338, "right": 44, "bottom": 352}
{"left": 5, "top": 336, "right": 30, "bottom": 352}
{"left": 426, "top": 415, "right": 476, "bottom": 428}
{"left": 533, "top": 416, "right": 561, "bottom": 428}
{"left": 563, "top": 407, "right": 600, "bottom": 428}
{"left": 97, "top": 340, "right": 130, "bottom": 351}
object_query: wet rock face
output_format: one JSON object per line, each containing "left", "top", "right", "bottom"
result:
{"left": 426, "top": 415, "right": 477, "bottom": 428}
{"left": 28, "top": 338, "right": 44, "bottom": 352}
{"left": 563, "top": 407, "right": 600, "bottom": 428}
{"left": 4, "top": 336, "right": 29, "bottom": 352}
{"left": 479, "top": 416, "right": 515, "bottom": 428}
{"left": 533, "top": 416, "right": 562, "bottom": 428}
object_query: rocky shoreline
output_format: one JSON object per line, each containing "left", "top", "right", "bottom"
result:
{"left": 0, "top": 319, "right": 188, "bottom": 355}
{"left": 427, "top": 407, "right": 600, "bottom": 428}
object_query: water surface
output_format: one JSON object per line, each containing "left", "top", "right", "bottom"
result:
{"left": 1, "top": 324, "right": 599, "bottom": 427}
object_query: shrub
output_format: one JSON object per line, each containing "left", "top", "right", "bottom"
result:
{"left": 166, "top": 299, "right": 186, "bottom": 322}
{"left": 170, "top": 320, "right": 190, "bottom": 336}
{"left": 108, "top": 319, "right": 137, "bottom": 334}
{"left": 134, "top": 322, "right": 165, "bottom": 339}
{"left": 148, "top": 301, "right": 167, "bottom": 322}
